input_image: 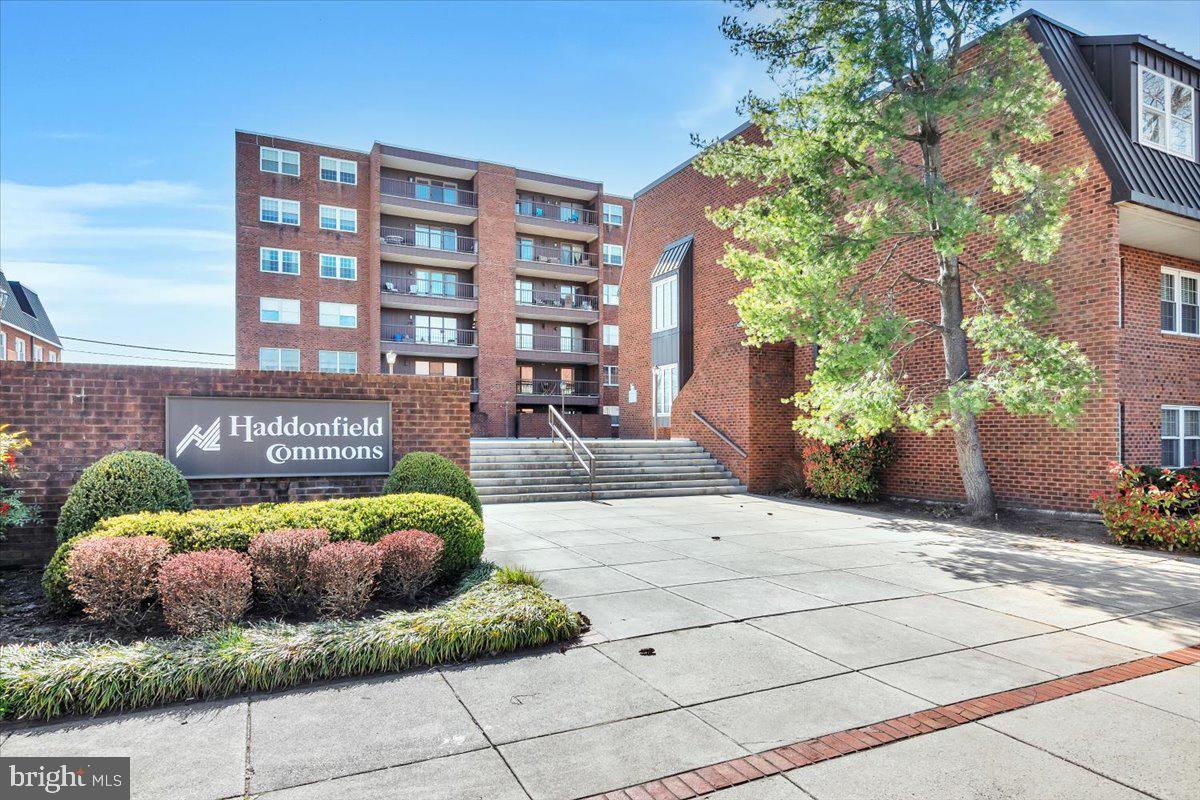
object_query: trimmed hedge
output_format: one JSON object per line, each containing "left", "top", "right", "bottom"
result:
{"left": 3, "top": 570, "right": 583, "bottom": 721}
{"left": 383, "top": 452, "right": 481, "bottom": 516}
{"left": 44, "top": 493, "right": 484, "bottom": 612}
{"left": 56, "top": 451, "right": 193, "bottom": 543}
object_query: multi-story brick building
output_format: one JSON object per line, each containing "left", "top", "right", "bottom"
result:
{"left": 234, "top": 133, "right": 627, "bottom": 437}
{"left": 618, "top": 11, "right": 1200, "bottom": 512}
{"left": 1, "top": 267, "right": 62, "bottom": 364}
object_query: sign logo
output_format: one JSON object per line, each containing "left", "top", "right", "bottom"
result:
{"left": 174, "top": 418, "right": 221, "bottom": 457}
{"left": 3, "top": 757, "right": 130, "bottom": 799}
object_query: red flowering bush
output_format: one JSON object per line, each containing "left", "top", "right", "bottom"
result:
{"left": 158, "top": 550, "right": 252, "bottom": 635}
{"left": 305, "top": 541, "right": 382, "bottom": 618}
{"left": 376, "top": 530, "right": 444, "bottom": 601}
{"left": 801, "top": 435, "right": 898, "bottom": 502}
{"left": 248, "top": 529, "right": 330, "bottom": 615}
{"left": 1092, "top": 463, "right": 1200, "bottom": 552}
{"left": 66, "top": 536, "right": 170, "bottom": 629}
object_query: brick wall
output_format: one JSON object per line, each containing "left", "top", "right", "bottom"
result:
{"left": 474, "top": 162, "right": 520, "bottom": 436}
{"left": 513, "top": 412, "right": 617, "bottom": 439}
{"left": 0, "top": 364, "right": 470, "bottom": 566}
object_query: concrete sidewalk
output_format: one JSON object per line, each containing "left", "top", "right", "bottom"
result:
{"left": 3, "top": 495, "right": 1198, "bottom": 800}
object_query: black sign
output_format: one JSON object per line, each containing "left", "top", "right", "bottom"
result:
{"left": 165, "top": 397, "right": 392, "bottom": 479}
{"left": 3, "top": 757, "right": 130, "bottom": 799}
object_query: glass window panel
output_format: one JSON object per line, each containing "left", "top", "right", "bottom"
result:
{"left": 1142, "top": 70, "right": 1165, "bottom": 111}
{"left": 261, "top": 249, "right": 280, "bottom": 272}
{"left": 261, "top": 148, "right": 279, "bottom": 173}
{"left": 281, "top": 251, "right": 299, "bottom": 274}
{"left": 281, "top": 151, "right": 299, "bottom": 176}
{"left": 1162, "top": 407, "right": 1180, "bottom": 437}
{"left": 320, "top": 206, "right": 336, "bottom": 229}
{"left": 1162, "top": 438, "right": 1179, "bottom": 466}
{"left": 1141, "top": 109, "right": 1165, "bottom": 145}
{"left": 281, "top": 200, "right": 299, "bottom": 225}
{"left": 320, "top": 255, "right": 337, "bottom": 278}
{"left": 1185, "top": 439, "right": 1200, "bottom": 467}
{"left": 260, "top": 197, "right": 279, "bottom": 222}
{"left": 1161, "top": 272, "right": 1177, "bottom": 331}
{"left": 1169, "top": 118, "right": 1194, "bottom": 156}
{"left": 1171, "top": 83, "right": 1193, "bottom": 120}
{"left": 1185, "top": 409, "right": 1200, "bottom": 438}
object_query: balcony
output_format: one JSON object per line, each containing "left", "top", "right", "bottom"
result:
{"left": 515, "top": 199, "right": 599, "bottom": 242}
{"left": 516, "top": 379, "right": 600, "bottom": 406}
{"left": 381, "top": 324, "right": 479, "bottom": 358}
{"left": 381, "top": 279, "right": 479, "bottom": 314}
{"left": 380, "top": 178, "right": 479, "bottom": 224}
{"left": 515, "top": 332, "right": 600, "bottom": 365}
{"left": 380, "top": 225, "right": 478, "bottom": 267}
{"left": 515, "top": 288, "right": 599, "bottom": 323}
{"left": 514, "top": 242, "right": 599, "bottom": 282}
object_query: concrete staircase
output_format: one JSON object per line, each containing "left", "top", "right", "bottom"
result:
{"left": 470, "top": 438, "right": 748, "bottom": 504}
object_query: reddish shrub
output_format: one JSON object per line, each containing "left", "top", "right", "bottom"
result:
{"left": 248, "top": 529, "right": 330, "bottom": 615}
{"left": 305, "top": 541, "right": 381, "bottom": 619}
{"left": 801, "top": 436, "right": 897, "bottom": 502}
{"left": 66, "top": 536, "right": 170, "bottom": 629}
{"left": 1093, "top": 463, "right": 1200, "bottom": 552}
{"left": 376, "top": 529, "right": 444, "bottom": 601}
{"left": 157, "top": 550, "right": 253, "bottom": 635}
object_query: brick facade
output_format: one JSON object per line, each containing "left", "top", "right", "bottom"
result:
{"left": 0, "top": 322, "right": 60, "bottom": 364}
{"left": 0, "top": 363, "right": 470, "bottom": 566}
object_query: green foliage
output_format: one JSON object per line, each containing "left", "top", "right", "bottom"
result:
{"left": 1093, "top": 464, "right": 1199, "bottom": 552}
{"left": 55, "top": 451, "right": 193, "bottom": 543}
{"left": 801, "top": 436, "right": 898, "bottom": 501}
{"left": 1, "top": 424, "right": 40, "bottom": 540}
{"left": 383, "top": 452, "right": 482, "bottom": 516}
{"left": 1, "top": 575, "right": 584, "bottom": 721}
{"left": 492, "top": 564, "right": 543, "bottom": 588}
{"left": 43, "top": 493, "right": 484, "bottom": 612}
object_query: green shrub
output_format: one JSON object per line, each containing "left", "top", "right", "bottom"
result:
{"left": 55, "top": 451, "right": 193, "bottom": 543}
{"left": 44, "top": 493, "right": 484, "bottom": 612}
{"left": 383, "top": 452, "right": 481, "bottom": 516}
{"left": 1092, "top": 463, "right": 1199, "bottom": 552}
{"left": 801, "top": 435, "right": 898, "bottom": 502}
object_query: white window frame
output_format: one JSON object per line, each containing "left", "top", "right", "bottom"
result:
{"left": 32, "top": 344, "right": 43, "bottom": 362}
{"left": 318, "top": 301, "right": 358, "bottom": 328}
{"left": 260, "top": 247, "right": 301, "bottom": 275}
{"left": 654, "top": 364, "right": 678, "bottom": 416}
{"left": 259, "top": 347, "right": 300, "bottom": 372}
{"left": 603, "top": 324, "right": 620, "bottom": 346}
{"left": 515, "top": 322, "right": 534, "bottom": 349}
{"left": 260, "top": 196, "right": 300, "bottom": 226}
{"left": 14, "top": 338, "right": 25, "bottom": 361}
{"left": 318, "top": 350, "right": 358, "bottom": 374}
{"left": 515, "top": 279, "right": 534, "bottom": 305}
{"left": 48, "top": 350, "right": 56, "bottom": 363}
{"left": 318, "top": 156, "right": 358, "bottom": 185}
{"left": 1161, "top": 405, "right": 1200, "bottom": 468}
{"left": 1161, "top": 266, "right": 1200, "bottom": 337}
{"left": 602, "top": 243, "right": 624, "bottom": 266}
{"left": 603, "top": 283, "right": 620, "bottom": 305}
{"left": 602, "top": 203, "right": 624, "bottom": 226}
{"left": 259, "top": 297, "right": 300, "bottom": 325}
{"left": 0, "top": 330, "right": 6, "bottom": 360}
{"left": 319, "top": 253, "right": 358, "bottom": 281}
{"left": 651, "top": 275, "right": 679, "bottom": 332}
{"left": 1138, "top": 67, "right": 1195, "bottom": 160}
{"left": 603, "top": 364, "right": 618, "bottom": 386}
{"left": 260, "top": 146, "right": 300, "bottom": 176}
{"left": 319, "top": 205, "right": 357, "bottom": 232}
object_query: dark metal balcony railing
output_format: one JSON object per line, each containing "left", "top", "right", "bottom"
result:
{"left": 515, "top": 199, "right": 596, "bottom": 226}
{"left": 515, "top": 332, "right": 599, "bottom": 353}
{"left": 382, "top": 278, "right": 478, "bottom": 300}
{"left": 517, "top": 379, "right": 600, "bottom": 397}
{"left": 380, "top": 226, "right": 478, "bottom": 254}
{"left": 514, "top": 288, "right": 598, "bottom": 311}
{"left": 380, "top": 177, "right": 478, "bottom": 208}
{"left": 514, "top": 242, "right": 596, "bottom": 267}
{"left": 471, "top": 376, "right": 479, "bottom": 393}
{"left": 382, "top": 324, "right": 478, "bottom": 347}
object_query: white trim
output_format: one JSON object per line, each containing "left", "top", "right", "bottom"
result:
{"left": 319, "top": 205, "right": 357, "bottom": 232}
{"left": 603, "top": 324, "right": 620, "bottom": 346}
{"left": 0, "top": 329, "right": 6, "bottom": 360}
{"left": 258, "top": 347, "right": 301, "bottom": 372}
{"left": 260, "top": 146, "right": 300, "bottom": 176}
{"left": 259, "top": 297, "right": 300, "bottom": 325}
{"left": 318, "top": 156, "right": 358, "bottom": 185}
{"left": 602, "top": 243, "right": 624, "bottom": 266}
{"left": 260, "top": 196, "right": 300, "bottom": 226}
{"left": 0, "top": 321, "right": 59, "bottom": 348}
{"left": 318, "top": 349, "right": 359, "bottom": 374}
{"left": 651, "top": 274, "right": 679, "bottom": 332}
{"left": 318, "top": 301, "right": 358, "bottom": 328}
{"left": 259, "top": 247, "right": 301, "bottom": 275}
{"left": 603, "top": 283, "right": 620, "bottom": 306}
{"left": 318, "top": 253, "right": 358, "bottom": 281}
{"left": 602, "top": 202, "right": 624, "bottom": 226}
{"left": 1161, "top": 405, "right": 1200, "bottom": 468}
{"left": 1160, "top": 265, "right": 1200, "bottom": 337}
{"left": 1138, "top": 67, "right": 1195, "bottom": 160}
{"left": 603, "top": 364, "right": 618, "bottom": 386}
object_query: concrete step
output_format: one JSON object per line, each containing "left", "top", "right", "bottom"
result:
{"left": 474, "top": 472, "right": 737, "bottom": 489}
{"left": 472, "top": 465, "right": 733, "bottom": 480}
{"left": 480, "top": 484, "right": 750, "bottom": 504}
{"left": 472, "top": 452, "right": 715, "bottom": 466}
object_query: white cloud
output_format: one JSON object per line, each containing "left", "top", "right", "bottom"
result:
{"left": 3, "top": 261, "right": 232, "bottom": 311}
{"left": 673, "top": 59, "right": 777, "bottom": 135}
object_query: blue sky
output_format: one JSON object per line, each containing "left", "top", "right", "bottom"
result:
{"left": 2, "top": 0, "right": 1198, "bottom": 366}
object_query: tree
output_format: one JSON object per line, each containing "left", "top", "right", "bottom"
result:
{"left": 695, "top": 0, "right": 1099, "bottom": 519}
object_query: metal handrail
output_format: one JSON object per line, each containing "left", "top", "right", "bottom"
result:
{"left": 515, "top": 288, "right": 598, "bottom": 310}
{"left": 692, "top": 411, "right": 748, "bottom": 458}
{"left": 381, "top": 279, "right": 478, "bottom": 300}
{"left": 381, "top": 324, "right": 478, "bottom": 347}
{"left": 380, "top": 226, "right": 478, "bottom": 254}
{"left": 548, "top": 404, "right": 595, "bottom": 501}
{"left": 517, "top": 379, "right": 600, "bottom": 397}
{"left": 514, "top": 242, "right": 597, "bottom": 267}
{"left": 514, "top": 333, "right": 599, "bottom": 353}
{"left": 515, "top": 199, "right": 597, "bottom": 225}
{"left": 380, "top": 177, "right": 478, "bottom": 207}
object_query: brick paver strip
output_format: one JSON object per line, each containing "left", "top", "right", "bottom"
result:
{"left": 580, "top": 644, "right": 1200, "bottom": 800}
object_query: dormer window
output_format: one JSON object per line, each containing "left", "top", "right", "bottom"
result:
{"left": 1138, "top": 67, "right": 1194, "bottom": 159}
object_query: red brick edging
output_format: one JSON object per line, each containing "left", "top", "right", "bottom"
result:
{"left": 584, "top": 644, "right": 1200, "bottom": 800}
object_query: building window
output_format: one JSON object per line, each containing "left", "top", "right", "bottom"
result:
{"left": 260, "top": 247, "right": 300, "bottom": 275}
{"left": 0, "top": 330, "right": 6, "bottom": 360}
{"left": 319, "top": 156, "right": 357, "bottom": 185}
{"left": 318, "top": 302, "right": 357, "bottom": 328}
{"left": 319, "top": 350, "right": 358, "bottom": 374}
{"left": 1162, "top": 405, "right": 1200, "bottom": 468}
{"left": 652, "top": 275, "right": 679, "bottom": 332}
{"left": 416, "top": 270, "right": 458, "bottom": 297}
{"left": 319, "top": 205, "right": 357, "bottom": 232}
{"left": 603, "top": 325, "right": 619, "bottom": 346}
{"left": 515, "top": 279, "right": 534, "bottom": 305}
{"left": 260, "top": 147, "right": 300, "bottom": 176}
{"left": 415, "top": 224, "right": 459, "bottom": 251}
{"left": 259, "top": 347, "right": 301, "bottom": 372}
{"left": 603, "top": 284, "right": 620, "bottom": 306}
{"left": 559, "top": 325, "right": 582, "bottom": 352}
{"left": 654, "top": 364, "right": 678, "bottom": 416}
{"left": 1139, "top": 68, "right": 1195, "bottom": 159}
{"left": 515, "top": 322, "right": 534, "bottom": 349}
{"left": 415, "top": 360, "right": 458, "bottom": 376}
{"left": 602, "top": 243, "right": 624, "bottom": 266}
{"left": 602, "top": 203, "right": 624, "bottom": 226}
{"left": 260, "top": 197, "right": 300, "bottom": 226}
{"left": 33, "top": 344, "right": 44, "bottom": 362}
{"left": 14, "top": 339, "right": 25, "bottom": 361}
{"left": 603, "top": 364, "right": 618, "bottom": 386}
{"left": 48, "top": 351, "right": 57, "bottom": 363}
{"left": 1161, "top": 266, "right": 1199, "bottom": 336}
{"left": 413, "top": 315, "right": 459, "bottom": 344}
{"left": 319, "top": 254, "right": 358, "bottom": 281}
{"left": 259, "top": 297, "right": 300, "bottom": 325}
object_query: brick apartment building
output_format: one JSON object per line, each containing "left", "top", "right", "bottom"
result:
{"left": 234, "top": 132, "right": 628, "bottom": 437}
{"left": 0, "top": 267, "right": 62, "bottom": 364}
{"left": 618, "top": 11, "right": 1200, "bottom": 512}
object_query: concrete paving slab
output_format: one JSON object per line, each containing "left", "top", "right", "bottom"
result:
{"left": 789, "top": 720, "right": 1149, "bottom": 800}
{"left": 607, "top": 525, "right": 710, "bottom": 542}
{"left": 1, "top": 699, "right": 246, "bottom": 800}
{"left": 535, "top": 529, "right": 637, "bottom": 547}
{"left": 851, "top": 561, "right": 1003, "bottom": 593}
{"left": 1100, "top": 665, "right": 1200, "bottom": 721}
{"left": 864, "top": 649, "right": 1055, "bottom": 705}
{"left": 441, "top": 647, "right": 676, "bottom": 744}
{"left": 857, "top": 593, "right": 1058, "bottom": 646}
{"left": 537, "top": 565, "right": 654, "bottom": 598}
{"left": 1074, "top": 603, "right": 1200, "bottom": 651}
{"left": 947, "top": 583, "right": 1127, "bottom": 628}
{"left": 655, "top": 537, "right": 759, "bottom": 559}
{"left": 779, "top": 543, "right": 925, "bottom": 570}
{"left": 697, "top": 550, "right": 828, "bottom": 578}
{"left": 980, "top": 630, "right": 1148, "bottom": 676}
{"left": 597, "top": 623, "right": 845, "bottom": 705}
{"left": 706, "top": 775, "right": 812, "bottom": 799}
{"left": 616, "top": 558, "right": 744, "bottom": 587}
{"left": 671, "top": 578, "right": 832, "bottom": 619}
{"left": 751, "top": 606, "right": 960, "bottom": 669}
{"left": 571, "top": 587, "right": 732, "bottom": 640}
{"left": 767, "top": 569, "right": 922, "bottom": 604}
{"left": 570, "top": 542, "right": 681, "bottom": 565}
{"left": 499, "top": 709, "right": 746, "bottom": 800}
{"left": 719, "top": 532, "right": 831, "bottom": 552}
{"left": 248, "top": 672, "right": 487, "bottom": 792}
{"left": 493, "top": 546, "right": 600, "bottom": 571}
{"left": 480, "top": 530, "right": 559, "bottom": 552}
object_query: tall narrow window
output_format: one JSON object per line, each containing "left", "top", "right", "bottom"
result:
{"left": 14, "top": 339, "right": 26, "bottom": 361}
{"left": 260, "top": 147, "right": 300, "bottom": 176}
{"left": 1162, "top": 267, "right": 1200, "bottom": 336}
{"left": 651, "top": 275, "right": 679, "bottom": 332}
{"left": 603, "top": 364, "right": 619, "bottom": 386}
{"left": 515, "top": 322, "right": 534, "bottom": 350}
{"left": 654, "top": 364, "right": 678, "bottom": 416}
{"left": 559, "top": 325, "right": 582, "bottom": 352}
{"left": 515, "top": 280, "right": 534, "bottom": 305}
{"left": 0, "top": 331, "right": 6, "bottom": 360}
{"left": 1140, "top": 67, "right": 1195, "bottom": 159}
{"left": 319, "top": 156, "right": 357, "bottom": 185}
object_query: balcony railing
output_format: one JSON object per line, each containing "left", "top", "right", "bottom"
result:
{"left": 382, "top": 324, "right": 478, "bottom": 347}
{"left": 382, "top": 279, "right": 478, "bottom": 300}
{"left": 515, "top": 199, "right": 596, "bottom": 226}
{"left": 380, "top": 177, "right": 478, "bottom": 208}
{"left": 515, "top": 288, "right": 598, "bottom": 311}
{"left": 514, "top": 242, "right": 597, "bottom": 267}
{"left": 517, "top": 379, "right": 600, "bottom": 397}
{"left": 380, "top": 226, "right": 478, "bottom": 254}
{"left": 515, "top": 332, "right": 599, "bottom": 353}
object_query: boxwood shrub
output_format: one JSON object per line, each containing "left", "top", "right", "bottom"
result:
{"left": 383, "top": 452, "right": 481, "bottom": 516}
{"left": 44, "top": 492, "right": 484, "bottom": 612}
{"left": 56, "top": 451, "right": 193, "bottom": 543}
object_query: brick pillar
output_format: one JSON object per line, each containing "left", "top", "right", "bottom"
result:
{"left": 367, "top": 148, "right": 384, "bottom": 372}
{"left": 474, "top": 162, "right": 518, "bottom": 436}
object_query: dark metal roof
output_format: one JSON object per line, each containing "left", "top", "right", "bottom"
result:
{"left": 651, "top": 235, "right": 693, "bottom": 280}
{"left": 0, "top": 269, "right": 62, "bottom": 346}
